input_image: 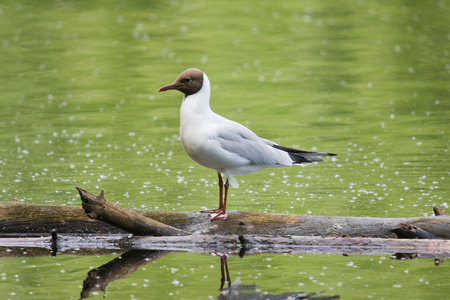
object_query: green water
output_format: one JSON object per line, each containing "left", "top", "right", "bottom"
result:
{"left": 0, "top": 0, "right": 449, "bottom": 299}
{"left": 0, "top": 251, "right": 448, "bottom": 300}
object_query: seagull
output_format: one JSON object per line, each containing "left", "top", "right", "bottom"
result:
{"left": 158, "top": 68, "right": 336, "bottom": 220}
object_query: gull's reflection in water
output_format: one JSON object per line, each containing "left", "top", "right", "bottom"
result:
{"left": 215, "top": 251, "right": 340, "bottom": 300}
{"left": 212, "top": 251, "right": 231, "bottom": 291}
{"left": 79, "top": 249, "right": 340, "bottom": 300}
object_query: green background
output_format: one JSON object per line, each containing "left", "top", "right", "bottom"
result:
{"left": 0, "top": 0, "right": 448, "bottom": 299}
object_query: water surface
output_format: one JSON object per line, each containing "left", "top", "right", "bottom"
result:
{"left": 1, "top": 250, "right": 448, "bottom": 299}
{"left": 0, "top": 0, "right": 448, "bottom": 299}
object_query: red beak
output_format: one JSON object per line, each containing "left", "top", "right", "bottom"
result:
{"left": 158, "top": 83, "right": 176, "bottom": 92}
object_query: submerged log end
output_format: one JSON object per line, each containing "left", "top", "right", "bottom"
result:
{"left": 390, "top": 207, "right": 449, "bottom": 239}
{"left": 390, "top": 223, "right": 436, "bottom": 239}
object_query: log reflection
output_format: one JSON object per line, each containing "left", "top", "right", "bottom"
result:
{"left": 78, "top": 248, "right": 340, "bottom": 299}
{"left": 80, "top": 249, "right": 170, "bottom": 299}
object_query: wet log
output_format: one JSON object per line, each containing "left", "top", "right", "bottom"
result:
{"left": 0, "top": 187, "right": 449, "bottom": 239}
{"left": 1, "top": 234, "right": 449, "bottom": 258}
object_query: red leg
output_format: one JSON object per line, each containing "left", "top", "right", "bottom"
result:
{"left": 218, "top": 172, "right": 224, "bottom": 209}
{"left": 210, "top": 178, "right": 228, "bottom": 219}
{"left": 223, "top": 179, "right": 229, "bottom": 210}
{"left": 200, "top": 172, "right": 229, "bottom": 220}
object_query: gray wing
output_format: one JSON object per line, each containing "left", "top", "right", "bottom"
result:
{"left": 213, "top": 121, "right": 292, "bottom": 167}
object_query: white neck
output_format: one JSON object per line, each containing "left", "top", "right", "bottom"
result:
{"left": 180, "top": 73, "right": 213, "bottom": 121}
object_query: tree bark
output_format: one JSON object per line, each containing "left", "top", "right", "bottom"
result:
{"left": 1, "top": 187, "right": 449, "bottom": 239}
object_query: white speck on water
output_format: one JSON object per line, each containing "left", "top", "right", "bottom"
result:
{"left": 346, "top": 261, "right": 358, "bottom": 267}
{"left": 250, "top": 24, "right": 259, "bottom": 35}
{"left": 303, "top": 15, "right": 312, "bottom": 23}
{"left": 180, "top": 25, "right": 189, "bottom": 33}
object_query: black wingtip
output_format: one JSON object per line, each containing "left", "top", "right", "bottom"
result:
{"left": 290, "top": 153, "right": 324, "bottom": 164}
{"left": 272, "top": 144, "right": 337, "bottom": 157}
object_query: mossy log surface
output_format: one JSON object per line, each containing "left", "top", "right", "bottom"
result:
{"left": 0, "top": 187, "right": 448, "bottom": 239}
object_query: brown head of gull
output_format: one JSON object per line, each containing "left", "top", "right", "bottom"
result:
{"left": 158, "top": 68, "right": 337, "bottom": 220}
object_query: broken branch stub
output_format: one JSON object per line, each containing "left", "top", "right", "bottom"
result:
{"left": 75, "top": 187, "right": 189, "bottom": 236}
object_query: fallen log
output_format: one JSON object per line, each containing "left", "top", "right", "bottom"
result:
{"left": 1, "top": 188, "right": 449, "bottom": 239}
{"left": 2, "top": 188, "right": 447, "bottom": 300}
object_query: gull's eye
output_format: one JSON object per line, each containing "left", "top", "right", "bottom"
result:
{"left": 185, "top": 77, "right": 192, "bottom": 83}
